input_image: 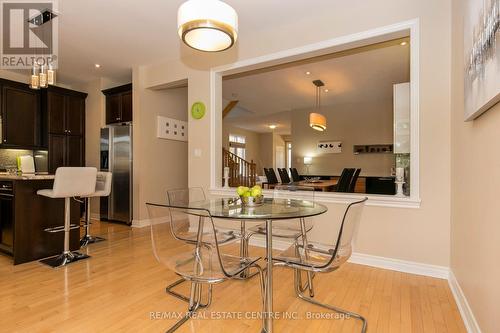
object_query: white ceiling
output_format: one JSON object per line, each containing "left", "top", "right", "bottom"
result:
{"left": 9, "top": 0, "right": 341, "bottom": 86}
{"left": 222, "top": 42, "right": 410, "bottom": 134}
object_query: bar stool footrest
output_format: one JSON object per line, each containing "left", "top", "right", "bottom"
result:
{"left": 44, "top": 224, "right": 80, "bottom": 233}
{"left": 44, "top": 226, "right": 65, "bottom": 233}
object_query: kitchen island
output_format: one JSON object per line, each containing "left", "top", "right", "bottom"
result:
{"left": 0, "top": 174, "right": 81, "bottom": 264}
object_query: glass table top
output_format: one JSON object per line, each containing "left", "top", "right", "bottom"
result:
{"left": 190, "top": 197, "right": 328, "bottom": 220}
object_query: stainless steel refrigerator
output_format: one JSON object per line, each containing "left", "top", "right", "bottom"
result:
{"left": 100, "top": 125, "right": 133, "bottom": 224}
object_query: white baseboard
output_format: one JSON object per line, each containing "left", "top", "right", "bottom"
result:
{"left": 131, "top": 218, "right": 151, "bottom": 228}
{"left": 247, "top": 236, "right": 449, "bottom": 279}
{"left": 448, "top": 271, "right": 482, "bottom": 333}
{"left": 348, "top": 252, "right": 449, "bottom": 279}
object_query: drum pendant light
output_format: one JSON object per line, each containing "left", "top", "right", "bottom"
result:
{"left": 309, "top": 80, "right": 327, "bottom": 131}
{"left": 177, "top": 0, "right": 238, "bottom": 52}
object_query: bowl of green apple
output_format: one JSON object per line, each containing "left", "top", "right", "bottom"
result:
{"left": 237, "top": 185, "right": 264, "bottom": 206}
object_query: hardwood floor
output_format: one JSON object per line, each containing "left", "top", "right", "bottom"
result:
{"left": 0, "top": 221, "right": 466, "bottom": 333}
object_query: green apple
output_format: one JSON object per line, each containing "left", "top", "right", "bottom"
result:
{"left": 251, "top": 185, "right": 262, "bottom": 197}
{"left": 237, "top": 186, "right": 249, "bottom": 196}
{"left": 243, "top": 190, "right": 251, "bottom": 197}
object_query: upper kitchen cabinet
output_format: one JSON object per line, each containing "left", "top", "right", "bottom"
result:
{"left": 103, "top": 84, "right": 132, "bottom": 124}
{"left": 393, "top": 82, "right": 410, "bottom": 154}
{"left": 0, "top": 79, "right": 42, "bottom": 149}
{"left": 44, "top": 86, "right": 87, "bottom": 136}
{"left": 42, "top": 86, "right": 87, "bottom": 173}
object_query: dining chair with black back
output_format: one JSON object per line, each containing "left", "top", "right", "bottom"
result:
{"left": 264, "top": 168, "right": 279, "bottom": 188}
{"left": 335, "top": 168, "right": 355, "bottom": 192}
{"left": 278, "top": 168, "right": 291, "bottom": 184}
{"left": 273, "top": 197, "right": 368, "bottom": 333}
{"left": 348, "top": 168, "right": 361, "bottom": 193}
{"left": 147, "top": 189, "right": 266, "bottom": 332}
{"left": 290, "top": 168, "right": 301, "bottom": 182}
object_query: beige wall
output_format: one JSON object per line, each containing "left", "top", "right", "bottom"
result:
{"left": 138, "top": 0, "right": 452, "bottom": 267}
{"left": 291, "top": 100, "right": 395, "bottom": 177}
{"left": 450, "top": 0, "right": 500, "bottom": 332}
{"left": 132, "top": 69, "right": 189, "bottom": 222}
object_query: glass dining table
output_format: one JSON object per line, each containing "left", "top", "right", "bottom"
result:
{"left": 190, "top": 197, "right": 328, "bottom": 333}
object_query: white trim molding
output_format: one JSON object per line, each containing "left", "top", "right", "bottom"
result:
{"left": 349, "top": 252, "right": 449, "bottom": 279}
{"left": 209, "top": 187, "right": 421, "bottom": 208}
{"left": 448, "top": 271, "right": 482, "bottom": 333}
{"left": 247, "top": 235, "right": 447, "bottom": 279}
{"left": 209, "top": 19, "right": 421, "bottom": 207}
{"left": 131, "top": 219, "right": 151, "bottom": 228}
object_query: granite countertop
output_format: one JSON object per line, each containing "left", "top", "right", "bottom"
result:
{"left": 0, "top": 172, "right": 55, "bottom": 180}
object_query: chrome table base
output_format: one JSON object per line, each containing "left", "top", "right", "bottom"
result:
{"left": 39, "top": 251, "right": 89, "bottom": 268}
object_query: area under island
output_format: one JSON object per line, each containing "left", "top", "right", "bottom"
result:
{"left": 0, "top": 174, "right": 81, "bottom": 265}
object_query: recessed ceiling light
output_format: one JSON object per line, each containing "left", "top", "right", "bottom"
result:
{"left": 305, "top": 71, "right": 311, "bottom": 75}
{"left": 400, "top": 41, "right": 408, "bottom": 46}
{"left": 324, "top": 89, "right": 329, "bottom": 93}
{"left": 269, "top": 124, "right": 277, "bottom": 129}
{"left": 95, "top": 64, "right": 101, "bottom": 68}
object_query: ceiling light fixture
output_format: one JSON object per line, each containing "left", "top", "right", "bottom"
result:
{"left": 95, "top": 64, "right": 101, "bottom": 68}
{"left": 400, "top": 41, "right": 408, "bottom": 46}
{"left": 269, "top": 124, "right": 277, "bottom": 129}
{"left": 309, "top": 80, "right": 327, "bottom": 132}
{"left": 177, "top": 0, "right": 238, "bottom": 52}
{"left": 324, "top": 89, "right": 329, "bottom": 93}
{"left": 305, "top": 71, "right": 311, "bottom": 75}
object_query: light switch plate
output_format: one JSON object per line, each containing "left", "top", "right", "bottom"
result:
{"left": 317, "top": 141, "right": 342, "bottom": 154}
{"left": 157, "top": 116, "right": 188, "bottom": 142}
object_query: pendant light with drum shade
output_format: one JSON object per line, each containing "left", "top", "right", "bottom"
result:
{"left": 177, "top": 0, "right": 238, "bottom": 52}
{"left": 309, "top": 80, "right": 327, "bottom": 131}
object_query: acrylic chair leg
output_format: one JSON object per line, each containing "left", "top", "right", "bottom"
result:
{"left": 249, "top": 263, "right": 267, "bottom": 332}
{"left": 166, "top": 290, "right": 202, "bottom": 333}
{"left": 293, "top": 269, "right": 367, "bottom": 333}
{"left": 165, "top": 278, "right": 212, "bottom": 308}
{"left": 298, "top": 218, "right": 315, "bottom": 297}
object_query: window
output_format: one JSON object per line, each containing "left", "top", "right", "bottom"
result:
{"left": 229, "top": 134, "right": 246, "bottom": 160}
{"left": 286, "top": 142, "right": 292, "bottom": 169}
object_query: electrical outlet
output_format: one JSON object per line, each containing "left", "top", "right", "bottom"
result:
{"left": 157, "top": 116, "right": 188, "bottom": 142}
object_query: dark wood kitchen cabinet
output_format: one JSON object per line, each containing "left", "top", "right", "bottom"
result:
{"left": 0, "top": 79, "right": 42, "bottom": 149}
{"left": 43, "top": 86, "right": 87, "bottom": 173}
{"left": 103, "top": 83, "right": 132, "bottom": 124}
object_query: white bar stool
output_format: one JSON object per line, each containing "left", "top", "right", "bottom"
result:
{"left": 80, "top": 171, "right": 112, "bottom": 247}
{"left": 37, "top": 167, "right": 97, "bottom": 267}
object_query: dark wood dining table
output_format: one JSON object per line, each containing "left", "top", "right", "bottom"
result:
{"left": 298, "top": 179, "right": 338, "bottom": 192}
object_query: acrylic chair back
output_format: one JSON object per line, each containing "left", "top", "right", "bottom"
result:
{"left": 165, "top": 187, "right": 206, "bottom": 243}
{"left": 147, "top": 201, "right": 235, "bottom": 282}
{"left": 328, "top": 197, "right": 367, "bottom": 268}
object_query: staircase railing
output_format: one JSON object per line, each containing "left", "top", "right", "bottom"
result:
{"left": 222, "top": 148, "right": 256, "bottom": 187}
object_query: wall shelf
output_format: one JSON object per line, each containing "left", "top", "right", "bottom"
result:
{"left": 353, "top": 144, "right": 393, "bottom": 154}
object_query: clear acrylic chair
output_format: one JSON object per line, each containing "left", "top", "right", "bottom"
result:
{"left": 147, "top": 195, "right": 266, "bottom": 332}
{"left": 273, "top": 197, "right": 368, "bottom": 333}
{"left": 244, "top": 185, "right": 316, "bottom": 292}
{"left": 167, "top": 187, "right": 238, "bottom": 246}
